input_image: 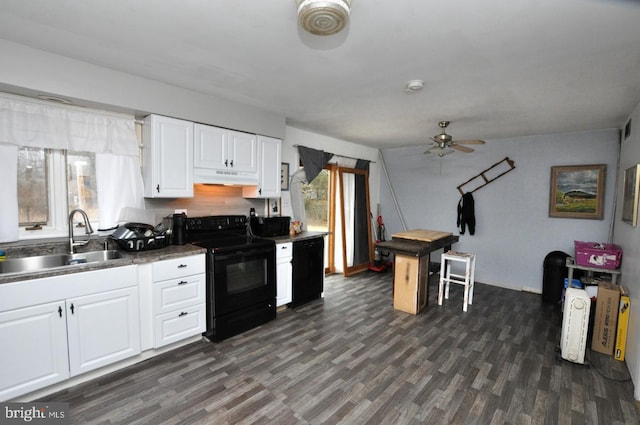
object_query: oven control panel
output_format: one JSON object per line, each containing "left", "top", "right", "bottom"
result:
{"left": 186, "top": 215, "right": 247, "bottom": 232}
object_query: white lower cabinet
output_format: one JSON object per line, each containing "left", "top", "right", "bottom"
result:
{"left": 67, "top": 287, "right": 140, "bottom": 376}
{"left": 276, "top": 242, "right": 293, "bottom": 307}
{"left": 151, "top": 255, "right": 206, "bottom": 348}
{"left": 0, "top": 266, "right": 140, "bottom": 402}
{"left": 0, "top": 301, "right": 70, "bottom": 400}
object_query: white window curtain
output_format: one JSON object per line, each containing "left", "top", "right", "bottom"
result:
{"left": 0, "top": 93, "right": 139, "bottom": 156}
{"left": 0, "top": 92, "right": 143, "bottom": 241}
{"left": 95, "top": 154, "right": 145, "bottom": 230}
{"left": 336, "top": 157, "right": 358, "bottom": 266}
{"left": 289, "top": 168, "right": 308, "bottom": 231}
{"left": 342, "top": 171, "right": 355, "bottom": 267}
{"left": 0, "top": 144, "right": 19, "bottom": 242}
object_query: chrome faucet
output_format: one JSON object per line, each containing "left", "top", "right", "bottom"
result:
{"left": 68, "top": 209, "right": 94, "bottom": 253}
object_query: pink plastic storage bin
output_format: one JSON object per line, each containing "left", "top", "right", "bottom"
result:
{"left": 574, "top": 241, "right": 622, "bottom": 270}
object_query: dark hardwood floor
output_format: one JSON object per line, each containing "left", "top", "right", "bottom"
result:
{"left": 45, "top": 271, "right": 639, "bottom": 424}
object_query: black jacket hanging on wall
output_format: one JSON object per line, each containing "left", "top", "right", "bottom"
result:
{"left": 457, "top": 192, "right": 476, "bottom": 235}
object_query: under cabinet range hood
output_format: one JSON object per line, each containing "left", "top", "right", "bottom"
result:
{"left": 193, "top": 167, "right": 258, "bottom": 185}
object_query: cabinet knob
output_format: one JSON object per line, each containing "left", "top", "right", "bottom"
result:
{"left": 58, "top": 306, "right": 63, "bottom": 317}
{"left": 156, "top": 184, "right": 160, "bottom": 193}
{"left": 178, "top": 311, "right": 189, "bottom": 317}
{"left": 178, "top": 280, "right": 188, "bottom": 285}
{"left": 70, "top": 303, "right": 75, "bottom": 314}
{"left": 230, "top": 160, "right": 234, "bottom": 168}
{"left": 224, "top": 159, "right": 228, "bottom": 167}
{"left": 178, "top": 264, "right": 187, "bottom": 268}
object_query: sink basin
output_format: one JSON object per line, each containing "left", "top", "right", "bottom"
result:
{"left": 0, "top": 250, "right": 125, "bottom": 275}
{"left": 70, "top": 250, "right": 124, "bottom": 264}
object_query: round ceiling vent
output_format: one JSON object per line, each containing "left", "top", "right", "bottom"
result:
{"left": 297, "top": 0, "right": 352, "bottom": 36}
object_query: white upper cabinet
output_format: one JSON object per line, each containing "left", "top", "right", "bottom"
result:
{"left": 193, "top": 124, "right": 229, "bottom": 170}
{"left": 142, "top": 114, "right": 194, "bottom": 198}
{"left": 228, "top": 130, "right": 258, "bottom": 173}
{"left": 243, "top": 136, "right": 282, "bottom": 198}
{"left": 194, "top": 124, "right": 258, "bottom": 185}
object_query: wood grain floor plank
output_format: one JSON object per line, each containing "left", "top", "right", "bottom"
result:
{"left": 41, "top": 272, "right": 639, "bottom": 424}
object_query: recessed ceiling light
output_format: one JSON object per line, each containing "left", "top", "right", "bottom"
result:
{"left": 37, "top": 94, "right": 73, "bottom": 104}
{"left": 405, "top": 80, "right": 424, "bottom": 93}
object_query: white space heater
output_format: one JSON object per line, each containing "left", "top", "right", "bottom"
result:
{"left": 560, "top": 287, "right": 591, "bottom": 364}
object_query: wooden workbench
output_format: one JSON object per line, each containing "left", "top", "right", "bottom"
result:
{"left": 377, "top": 229, "right": 459, "bottom": 314}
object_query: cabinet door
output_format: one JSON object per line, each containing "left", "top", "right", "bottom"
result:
{"left": 0, "top": 302, "right": 69, "bottom": 401}
{"left": 276, "top": 258, "right": 293, "bottom": 307}
{"left": 67, "top": 287, "right": 141, "bottom": 376}
{"left": 259, "top": 136, "right": 282, "bottom": 198}
{"left": 143, "top": 115, "right": 194, "bottom": 198}
{"left": 276, "top": 243, "right": 293, "bottom": 307}
{"left": 242, "top": 136, "right": 282, "bottom": 198}
{"left": 229, "top": 130, "right": 257, "bottom": 173}
{"left": 194, "top": 124, "right": 229, "bottom": 170}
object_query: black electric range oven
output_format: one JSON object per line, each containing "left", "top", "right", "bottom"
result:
{"left": 184, "top": 215, "right": 276, "bottom": 342}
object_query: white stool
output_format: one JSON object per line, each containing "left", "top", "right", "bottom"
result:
{"left": 438, "top": 250, "right": 476, "bottom": 312}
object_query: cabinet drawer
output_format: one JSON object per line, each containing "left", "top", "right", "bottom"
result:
{"left": 153, "top": 274, "right": 205, "bottom": 315}
{"left": 154, "top": 304, "right": 205, "bottom": 348}
{"left": 276, "top": 242, "right": 293, "bottom": 261}
{"left": 152, "top": 254, "right": 205, "bottom": 281}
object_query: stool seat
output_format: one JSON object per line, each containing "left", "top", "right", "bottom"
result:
{"left": 438, "top": 250, "right": 476, "bottom": 312}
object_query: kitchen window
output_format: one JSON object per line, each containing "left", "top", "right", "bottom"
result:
{"left": 18, "top": 147, "right": 98, "bottom": 239}
{"left": 0, "top": 92, "right": 143, "bottom": 243}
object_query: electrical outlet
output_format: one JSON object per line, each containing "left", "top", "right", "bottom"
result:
{"left": 174, "top": 209, "right": 187, "bottom": 215}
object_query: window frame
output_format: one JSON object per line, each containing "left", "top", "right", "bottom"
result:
{"left": 18, "top": 149, "right": 98, "bottom": 241}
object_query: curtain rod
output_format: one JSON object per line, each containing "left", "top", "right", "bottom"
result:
{"left": 292, "top": 144, "right": 376, "bottom": 163}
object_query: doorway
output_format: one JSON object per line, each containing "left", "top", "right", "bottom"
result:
{"left": 300, "top": 163, "right": 373, "bottom": 276}
{"left": 300, "top": 165, "right": 337, "bottom": 273}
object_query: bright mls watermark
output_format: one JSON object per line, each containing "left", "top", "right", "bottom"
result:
{"left": 1, "top": 402, "right": 69, "bottom": 424}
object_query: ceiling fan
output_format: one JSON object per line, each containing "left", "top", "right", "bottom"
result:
{"left": 424, "top": 121, "right": 485, "bottom": 157}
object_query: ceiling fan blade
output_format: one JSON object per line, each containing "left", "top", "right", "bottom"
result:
{"left": 453, "top": 139, "right": 485, "bottom": 145}
{"left": 451, "top": 144, "right": 474, "bottom": 153}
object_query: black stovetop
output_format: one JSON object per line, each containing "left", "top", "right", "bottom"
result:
{"left": 184, "top": 215, "right": 274, "bottom": 252}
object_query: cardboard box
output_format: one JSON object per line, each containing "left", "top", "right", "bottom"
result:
{"left": 574, "top": 241, "right": 622, "bottom": 270}
{"left": 614, "top": 286, "right": 631, "bottom": 361}
{"left": 591, "top": 282, "right": 620, "bottom": 355}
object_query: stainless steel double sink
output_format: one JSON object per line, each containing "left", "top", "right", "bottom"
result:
{"left": 0, "top": 250, "right": 125, "bottom": 275}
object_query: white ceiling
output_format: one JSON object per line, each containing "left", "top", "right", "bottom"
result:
{"left": 1, "top": 0, "right": 640, "bottom": 149}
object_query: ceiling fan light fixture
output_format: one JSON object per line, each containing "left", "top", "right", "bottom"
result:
{"left": 297, "top": 0, "right": 352, "bottom": 36}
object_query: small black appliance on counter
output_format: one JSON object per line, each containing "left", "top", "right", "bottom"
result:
{"left": 250, "top": 216, "right": 291, "bottom": 237}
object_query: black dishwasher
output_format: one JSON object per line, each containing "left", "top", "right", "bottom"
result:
{"left": 291, "top": 237, "right": 324, "bottom": 307}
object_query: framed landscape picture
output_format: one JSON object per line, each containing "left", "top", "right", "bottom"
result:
{"left": 549, "top": 164, "right": 606, "bottom": 220}
{"left": 622, "top": 164, "right": 640, "bottom": 226}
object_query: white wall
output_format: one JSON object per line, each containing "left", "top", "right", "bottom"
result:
{"left": 380, "top": 129, "right": 619, "bottom": 292}
{"left": 613, "top": 101, "right": 640, "bottom": 399}
{"left": 0, "top": 39, "right": 285, "bottom": 139}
